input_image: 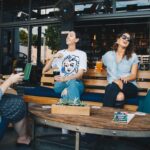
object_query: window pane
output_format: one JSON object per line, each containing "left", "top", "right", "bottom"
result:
{"left": 31, "top": 25, "right": 61, "bottom": 65}
{"left": 116, "top": 0, "right": 150, "bottom": 12}
{"left": 1, "top": 27, "right": 28, "bottom": 74}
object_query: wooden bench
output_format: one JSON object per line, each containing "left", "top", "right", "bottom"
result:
{"left": 138, "top": 55, "right": 150, "bottom": 70}
{"left": 24, "top": 69, "right": 150, "bottom": 111}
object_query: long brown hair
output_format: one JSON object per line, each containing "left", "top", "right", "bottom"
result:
{"left": 112, "top": 31, "right": 135, "bottom": 60}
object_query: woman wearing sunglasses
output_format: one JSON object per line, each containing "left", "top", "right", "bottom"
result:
{"left": 102, "top": 31, "right": 139, "bottom": 108}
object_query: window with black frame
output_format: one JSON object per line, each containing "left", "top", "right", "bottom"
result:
{"left": 116, "top": 0, "right": 150, "bottom": 12}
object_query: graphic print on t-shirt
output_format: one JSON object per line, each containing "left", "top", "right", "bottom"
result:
{"left": 61, "top": 55, "right": 80, "bottom": 76}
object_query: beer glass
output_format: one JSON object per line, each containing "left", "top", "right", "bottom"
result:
{"left": 53, "top": 69, "right": 60, "bottom": 76}
{"left": 14, "top": 68, "right": 23, "bottom": 74}
{"left": 96, "top": 61, "right": 103, "bottom": 72}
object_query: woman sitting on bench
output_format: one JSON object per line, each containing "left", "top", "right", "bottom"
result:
{"left": 102, "top": 31, "right": 139, "bottom": 108}
{"left": 43, "top": 31, "right": 87, "bottom": 104}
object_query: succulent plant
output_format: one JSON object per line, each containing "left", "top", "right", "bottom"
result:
{"left": 58, "top": 98, "right": 85, "bottom": 106}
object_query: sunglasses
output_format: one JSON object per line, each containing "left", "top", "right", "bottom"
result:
{"left": 121, "top": 34, "right": 131, "bottom": 42}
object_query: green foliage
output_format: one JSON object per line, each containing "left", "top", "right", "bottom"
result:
{"left": 32, "top": 34, "right": 38, "bottom": 46}
{"left": 19, "top": 25, "right": 61, "bottom": 49}
{"left": 58, "top": 98, "right": 85, "bottom": 106}
{"left": 19, "top": 30, "right": 44, "bottom": 47}
{"left": 45, "top": 25, "right": 61, "bottom": 51}
{"left": 19, "top": 30, "right": 28, "bottom": 46}
{"left": 32, "top": 34, "right": 44, "bottom": 46}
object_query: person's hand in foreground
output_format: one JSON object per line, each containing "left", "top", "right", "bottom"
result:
{"left": 0, "top": 72, "right": 24, "bottom": 94}
{"left": 8, "top": 73, "right": 24, "bottom": 84}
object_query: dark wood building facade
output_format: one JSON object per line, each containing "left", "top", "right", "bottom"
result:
{"left": 0, "top": 0, "right": 150, "bottom": 74}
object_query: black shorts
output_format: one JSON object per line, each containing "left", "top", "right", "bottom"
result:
{"left": 0, "top": 94, "right": 26, "bottom": 123}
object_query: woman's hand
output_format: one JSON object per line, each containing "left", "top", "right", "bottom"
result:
{"left": 120, "top": 77, "right": 128, "bottom": 84}
{"left": 0, "top": 72, "right": 24, "bottom": 94}
{"left": 0, "top": 79, "right": 4, "bottom": 85}
{"left": 114, "top": 79, "right": 123, "bottom": 89}
{"left": 43, "top": 53, "right": 63, "bottom": 74}
{"left": 54, "top": 75, "right": 66, "bottom": 82}
{"left": 53, "top": 53, "right": 63, "bottom": 59}
{"left": 8, "top": 73, "right": 24, "bottom": 84}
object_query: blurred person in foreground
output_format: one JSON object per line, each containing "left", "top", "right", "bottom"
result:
{"left": 0, "top": 73, "right": 31, "bottom": 146}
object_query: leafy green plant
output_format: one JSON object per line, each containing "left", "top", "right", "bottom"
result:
{"left": 19, "top": 30, "right": 28, "bottom": 46}
{"left": 58, "top": 98, "right": 85, "bottom": 107}
{"left": 45, "top": 25, "right": 61, "bottom": 52}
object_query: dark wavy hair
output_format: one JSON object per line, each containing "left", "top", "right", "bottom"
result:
{"left": 111, "top": 31, "right": 135, "bottom": 60}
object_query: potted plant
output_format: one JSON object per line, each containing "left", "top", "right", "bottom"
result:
{"left": 51, "top": 98, "right": 90, "bottom": 116}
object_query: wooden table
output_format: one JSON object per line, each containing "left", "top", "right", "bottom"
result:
{"left": 29, "top": 105, "right": 150, "bottom": 150}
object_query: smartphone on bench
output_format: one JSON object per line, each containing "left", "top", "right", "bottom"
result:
{"left": 24, "top": 63, "right": 32, "bottom": 81}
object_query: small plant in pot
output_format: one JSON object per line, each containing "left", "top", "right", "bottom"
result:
{"left": 58, "top": 98, "right": 85, "bottom": 107}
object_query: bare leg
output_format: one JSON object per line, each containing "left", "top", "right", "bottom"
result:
{"left": 115, "top": 92, "right": 125, "bottom": 108}
{"left": 14, "top": 117, "right": 30, "bottom": 144}
{"left": 61, "top": 88, "right": 67, "bottom": 97}
{"left": 61, "top": 89, "right": 69, "bottom": 135}
{"left": 116, "top": 92, "right": 125, "bottom": 101}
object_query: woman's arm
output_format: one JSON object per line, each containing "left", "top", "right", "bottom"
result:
{"left": 65, "top": 69, "right": 84, "bottom": 81}
{"left": 0, "top": 73, "right": 24, "bottom": 95}
{"left": 54, "top": 69, "right": 84, "bottom": 82}
{"left": 120, "top": 64, "right": 138, "bottom": 83}
{"left": 42, "top": 56, "right": 55, "bottom": 73}
{"left": 42, "top": 53, "right": 63, "bottom": 73}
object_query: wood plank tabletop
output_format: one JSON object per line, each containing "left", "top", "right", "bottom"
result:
{"left": 29, "top": 105, "right": 150, "bottom": 137}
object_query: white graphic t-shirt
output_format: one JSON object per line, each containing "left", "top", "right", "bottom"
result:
{"left": 52, "top": 49, "right": 87, "bottom": 77}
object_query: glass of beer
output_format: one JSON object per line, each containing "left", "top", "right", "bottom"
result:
{"left": 96, "top": 61, "right": 103, "bottom": 72}
{"left": 14, "top": 68, "right": 23, "bottom": 74}
{"left": 53, "top": 69, "right": 60, "bottom": 82}
{"left": 13, "top": 68, "right": 23, "bottom": 86}
{"left": 53, "top": 69, "right": 60, "bottom": 76}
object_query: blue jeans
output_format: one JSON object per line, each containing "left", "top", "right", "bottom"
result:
{"left": 54, "top": 79, "right": 84, "bottom": 102}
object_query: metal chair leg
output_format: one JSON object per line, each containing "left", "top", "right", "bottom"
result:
{"left": 75, "top": 132, "right": 80, "bottom": 150}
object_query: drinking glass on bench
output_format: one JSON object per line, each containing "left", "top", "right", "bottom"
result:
{"left": 53, "top": 69, "right": 60, "bottom": 82}
{"left": 95, "top": 61, "right": 103, "bottom": 72}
